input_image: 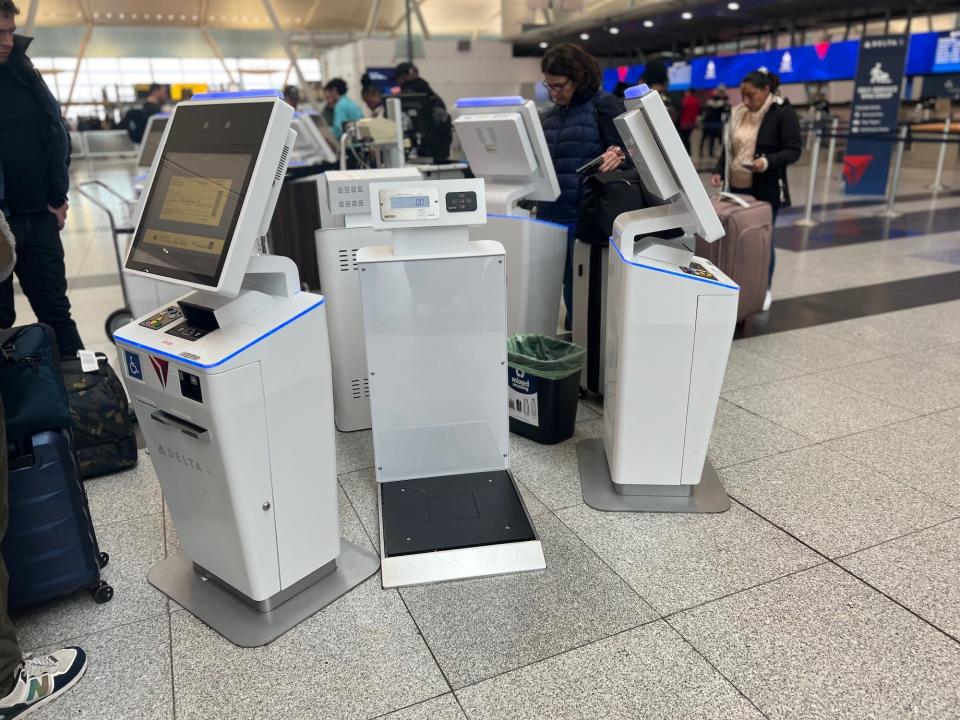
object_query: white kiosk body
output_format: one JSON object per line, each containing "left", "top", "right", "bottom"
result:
{"left": 113, "top": 90, "right": 378, "bottom": 646}
{"left": 290, "top": 110, "right": 338, "bottom": 165}
{"left": 314, "top": 167, "right": 422, "bottom": 432}
{"left": 454, "top": 97, "right": 567, "bottom": 337}
{"left": 358, "top": 178, "right": 545, "bottom": 588}
{"left": 136, "top": 114, "right": 169, "bottom": 169}
{"left": 577, "top": 84, "right": 738, "bottom": 513}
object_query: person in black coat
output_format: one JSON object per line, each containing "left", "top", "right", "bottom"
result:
{"left": 711, "top": 70, "right": 801, "bottom": 309}
{"left": 538, "top": 43, "right": 625, "bottom": 330}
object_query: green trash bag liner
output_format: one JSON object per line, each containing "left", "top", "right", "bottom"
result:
{"left": 507, "top": 333, "right": 586, "bottom": 381}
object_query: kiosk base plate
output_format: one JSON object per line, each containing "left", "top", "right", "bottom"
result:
{"left": 577, "top": 438, "right": 730, "bottom": 513}
{"left": 147, "top": 540, "right": 380, "bottom": 647}
{"left": 378, "top": 471, "right": 546, "bottom": 588}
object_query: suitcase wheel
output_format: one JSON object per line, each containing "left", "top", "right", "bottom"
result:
{"left": 91, "top": 581, "right": 114, "bottom": 604}
{"left": 97, "top": 552, "right": 110, "bottom": 569}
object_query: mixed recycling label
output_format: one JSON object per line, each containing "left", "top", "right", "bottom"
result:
{"left": 508, "top": 368, "right": 539, "bottom": 427}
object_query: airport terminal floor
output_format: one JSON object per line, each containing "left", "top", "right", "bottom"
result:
{"left": 11, "top": 159, "right": 960, "bottom": 719}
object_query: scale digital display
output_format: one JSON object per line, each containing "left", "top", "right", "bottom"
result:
{"left": 391, "top": 195, "right": 430, "bottom": 209}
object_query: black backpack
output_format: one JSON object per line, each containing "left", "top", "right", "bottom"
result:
{"left": 60, "top": 353, "right": 138, "bottom": 479}
{"left": 578, "top": 169, "right": 684, "bottom": 246}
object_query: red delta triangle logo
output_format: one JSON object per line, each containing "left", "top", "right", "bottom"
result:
{"left": 617, "top": 65, "right": 629, "bottom": 82}
{"left": 814, "top": 41, "right": 831, "bottom": 61}
{"left": 843, "top": 155, "right": 873, "bottom": 186}
{"left": 150, "top": 356, "right": 170, "bottom": 388}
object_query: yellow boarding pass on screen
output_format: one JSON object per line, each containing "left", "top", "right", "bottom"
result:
{"left": 159, "top": 176, "right": 233, "bottom": 227}
{"left": 142, "top": 229, "right": 225, "bottom": 255}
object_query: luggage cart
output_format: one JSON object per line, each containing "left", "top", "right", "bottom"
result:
{"left": 74, "top": 180, "right": 141, "bottom": 339}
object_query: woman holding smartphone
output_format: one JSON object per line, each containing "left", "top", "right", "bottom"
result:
{"left": 538, "top": 43, "right": 625, "bottom": 331}
{"left": 710, "top": 70, "right": 801, "bottom": 311}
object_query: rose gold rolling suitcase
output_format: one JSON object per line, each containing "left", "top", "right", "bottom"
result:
{"left": 697, "top": 192, "right": 772, "bottom": 322}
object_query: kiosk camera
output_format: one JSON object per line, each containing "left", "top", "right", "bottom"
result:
{"left": 314, "top": 167, "right": 421, "bottom": 431}
{"left": 577, "top": 84, "right": 738, "bottom": 513}
{"left": 291, "top": 110, "right": 338, "bottom": 165}
{"left": 454, "top": 96, "right": 567, "bottom": 337}
{"left": 136, "top": 113, "right": 169, "bottom": 169}
{"left": 114, "top": 90, "right": 378, "bottom": 647}
{"left": 358, "top": 178, "right": 546, "bottom": 588}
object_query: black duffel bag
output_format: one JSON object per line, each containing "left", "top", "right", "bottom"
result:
{"left": 0, "top": 324, "right": 72, "bottom": 455}
{"left": 578, "top": 169, "right": 684, "bottom": 246}
{"left": 61, "top": 353, "right": 138, "bottom": 479}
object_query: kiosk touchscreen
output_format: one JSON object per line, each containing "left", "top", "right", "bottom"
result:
{"left": 114, "top": 90, "right": 378, "bottom": 647}
{"left": 576, "top": 83, "right": 738, "bottom": 514}
{"left": 291, "top": 110, "right": 338, "bottom": 165}
{"left": 314, "top": 167, "right": 421, "bottom": 432}
{"left": 136, "top": 114, "right": 169, "bottom": 169}
{"left": 358, "top": 178, "right": 546, "bottom": 588}
{"left": 454, "top": 97, "right": 567, "bottom": 337}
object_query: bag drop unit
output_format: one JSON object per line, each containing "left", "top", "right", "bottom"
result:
{"left": 357, "top": 177, "right": 546, "bottom": 588}
{"left": 576, "top": 84, "right": 740, "bottom": 514}
{"left": 112, "top": 91, "right": 378, "bottom": 647}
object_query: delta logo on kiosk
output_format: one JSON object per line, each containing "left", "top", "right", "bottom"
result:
{"left": 150, "top": 356, "right": 171, "bottom": 388}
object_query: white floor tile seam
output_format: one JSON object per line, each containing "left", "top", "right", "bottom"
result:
{"left": 20, "top": 608, "right": 172, "bottom": 655}
{"left": 659, "top": 616, "right": 774, "bottom": 720}
{"left": 831, "top": 515, "right": 960, "bottom": 567}
{"left": 820, "top": 433, "right": 960, "bottom": 514}
{"left": 368, "top": 692, "right": 463, "bottom": 720}
{"left": 445, "top": 614, "right": 664, "bottom": 696}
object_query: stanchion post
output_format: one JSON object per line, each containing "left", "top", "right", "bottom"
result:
{"left": 878, "top": 125, "right": 908, "bottom": 219}
{"left": 927, "top": 113, "right": 951, "bottom": 192}
{"left": 794, "top": 126, "right": 821, "bottom": 228}
{"left": 822, "top": 117, "right": 839, "bottom": 197}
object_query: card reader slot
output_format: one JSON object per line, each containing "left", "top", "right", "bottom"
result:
{"left": 150, "top": 410, "right": 210, "bottom": 441}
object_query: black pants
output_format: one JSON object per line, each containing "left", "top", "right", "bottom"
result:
{"left": 0, "top": 398, "right": 23, "bottom": 695}
{"left": 679, "top": 129, "right": 693, "bottom": 154}
{"left": 700, "top": 129, "right": 721, "bottom": 157}
{"left": 0, "top": 213, "right": 83, "bottom": 357}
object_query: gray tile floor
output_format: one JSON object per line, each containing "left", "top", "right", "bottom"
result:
{"left": 10, "top": 162, "right": 960, "bottom": 719}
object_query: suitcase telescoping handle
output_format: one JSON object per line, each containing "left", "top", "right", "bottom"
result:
{"left": 717, "top": 192, "right": 751, "bottom": 208}
{"left": 150, "top": 410, "right": 210, "bottom": 441}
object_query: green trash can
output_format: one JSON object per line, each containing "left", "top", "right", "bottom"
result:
{"left": 507, "top": 334, "right": 586, "bottom": 444}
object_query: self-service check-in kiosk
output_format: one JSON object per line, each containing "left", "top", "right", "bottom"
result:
{"left": 113, "top": 90, "right": 378, "bottom": 646}
{"left": 315, "top": 167, "right": 422, "bottom": 432}
{"left": 291, "top": 110, "right": 338, "bottom": 166}
{"left": 577, "top": 84, "right": 738, "bottom": 513}
{"left": 454, "top": 97, "right": 567, "bottom": 337}
{"left": 358, "top": 178, "right": 546, "bottom": 588}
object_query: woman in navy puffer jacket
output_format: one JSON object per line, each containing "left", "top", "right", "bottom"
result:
{"left": 538, "top": 44, "right": 625, "bottom": 330}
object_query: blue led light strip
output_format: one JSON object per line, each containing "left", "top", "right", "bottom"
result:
{"left": 624, "top": 83, "right": 652, "bottom": 99}
{"left": 486, "top": 213, "right": 568, "bottom": 231}
{"left": 609, "top": 237, "right": 739, "bottom": 290}
{"left": 191, "top": 89, "right": 283, "bottom": 101}
{"left": 114, "top": 298, "right": 326, "bottom": 370}
{"left": 455, "top": 96, "right": 525, "bottom": 108}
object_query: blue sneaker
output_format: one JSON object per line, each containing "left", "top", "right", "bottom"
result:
{"left": 0, "top": 647, "right": 87, "bottom": 718}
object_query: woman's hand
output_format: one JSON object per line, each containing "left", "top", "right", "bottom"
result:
{"left": 598, "top": 146, "right": 625, "bottom": 173}
{"left": 709, "top": 174, "right": 723, "bottom": 188}
{"left": 751, "top": 157, "right": 769, "bottom": 173}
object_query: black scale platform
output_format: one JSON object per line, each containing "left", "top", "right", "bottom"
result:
{"left": 380, "top": 470, "right": 535, "bottom": 558}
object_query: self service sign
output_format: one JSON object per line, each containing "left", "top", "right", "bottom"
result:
{"left": 844, "top": 35, "right": 909, "bottom": 196}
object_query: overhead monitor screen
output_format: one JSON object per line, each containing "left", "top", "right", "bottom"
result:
{"left": 138, "top": 116, "right": 168, "bottom": 168}
{"left": 126, "top": 102, "right": 272, "bottom": 288}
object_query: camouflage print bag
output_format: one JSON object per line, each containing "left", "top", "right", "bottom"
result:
{"left": 61, "top": 353, "right": 138, "bottom": 479}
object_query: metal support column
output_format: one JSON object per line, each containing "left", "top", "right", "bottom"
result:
{"left": 23, "top": 0, "right": 39, "bottom": 36}
{"left": 65, "top": 24, "right": 94, "bottom": 110}
{"left": 261, "top": 0, "right": 317, "bottom": 106}
{"left": 200, "top": 26, "right": 236, "bottom": 86}
{"left": 365, "top": 0, "right": 384, "bottom": 37}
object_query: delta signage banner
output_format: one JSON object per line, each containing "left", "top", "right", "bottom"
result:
{"left": 691, "top": 41, "right": 858, "bottom": 89}
{"left": 843, "top": 35, "right": 909, "bottom": 196}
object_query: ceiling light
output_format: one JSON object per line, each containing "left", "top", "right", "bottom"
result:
{"left": 681, "top": 12, "right": 693, "bottom": 20}
{"left": 579, "top": 32, "right": 590, "bottom": 40}
{"left": 643, "top": 20, "right": 654, "bottom": 28}
{"left": 727, "top": 2, "right": 740, "bottom": 9}
{"left": 609, "top": 26, "right": 620, "bottom": 35}
{"left": 539, "top": 41, "right": 549, "bottom": 49}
